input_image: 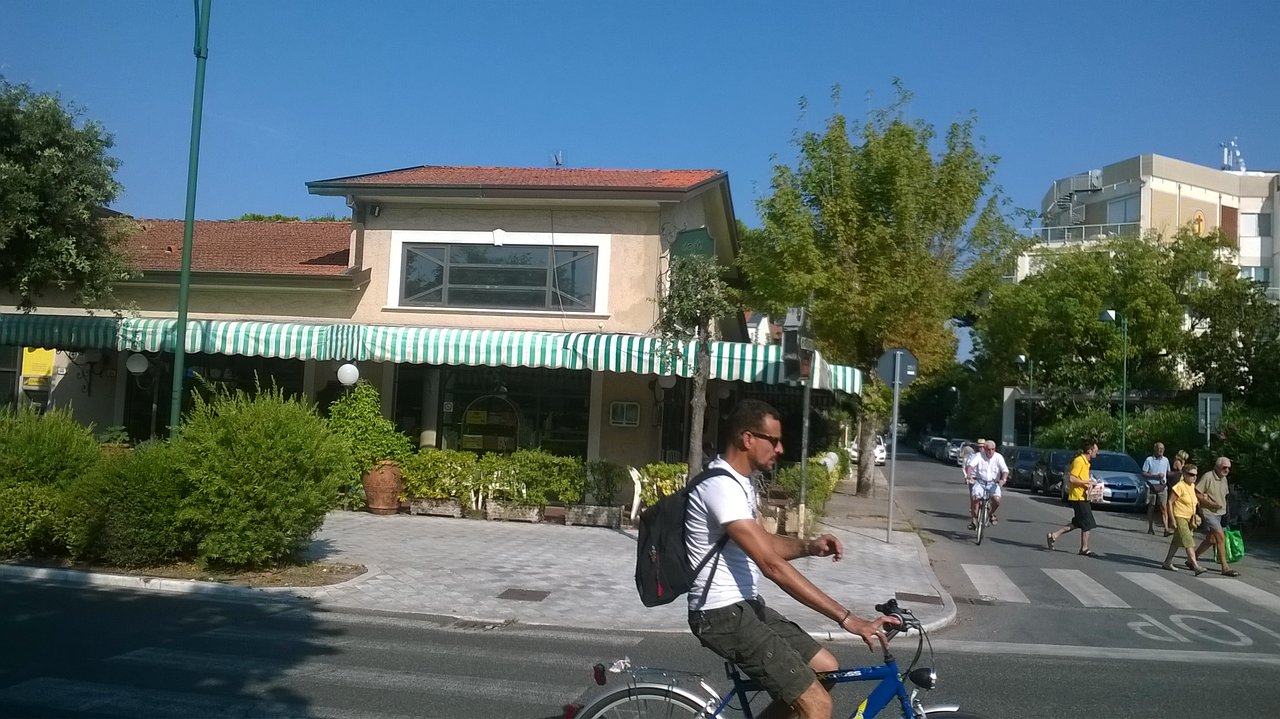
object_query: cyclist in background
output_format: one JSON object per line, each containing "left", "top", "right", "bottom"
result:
{"left": 965, "top": 439, "right": 1008, "bottom": 529}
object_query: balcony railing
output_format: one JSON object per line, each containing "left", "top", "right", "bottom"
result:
{"left": 1035, "top": 222, "right": 1142, "bottom": 245}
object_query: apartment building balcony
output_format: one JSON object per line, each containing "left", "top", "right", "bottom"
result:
{"left": 1035, "top": 222, "right": 1142, "bottom": 245}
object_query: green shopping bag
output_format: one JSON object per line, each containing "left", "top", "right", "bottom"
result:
{"left": 1225, "top": 527, "right": 1245, "bottom": 563}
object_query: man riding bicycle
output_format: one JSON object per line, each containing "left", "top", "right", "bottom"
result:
{"left": 965, "top": 440, "right": 1008, "bottom": 529}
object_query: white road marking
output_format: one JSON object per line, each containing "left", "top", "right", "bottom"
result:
{"left": 929, "top": 639, "right": 1280, "bottom": 666}
{"left": 961, "top": 564, "right": 1029, "bottom": 603}
{"left": 1043, "top": 568, "right": 1129, "bottom": 608}
{"left": 1119, "top": 572, "right": 1226, "bottom": 612}
{"left": 1198, "top": 577, "right": 1280, "bottom": 615}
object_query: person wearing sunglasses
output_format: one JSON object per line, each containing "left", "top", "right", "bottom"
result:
{"left": 1190, "top": 456, "right": 1240, "bottom": 577}
{"left": 1161, "top": 463, "right": 1208, "bottom": 575}
{"left": 685, "top": 399, "right": 899, "bottom": 719}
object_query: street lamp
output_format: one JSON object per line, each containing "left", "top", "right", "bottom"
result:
{"left": 1015, "top": 354, "right": 1036, "bottom": 446}
{"left": 1099, "top": 309, "right": 1128, "bottom": 453}
{"left": 126, "top": 352, "right": 161, "bottom": 439}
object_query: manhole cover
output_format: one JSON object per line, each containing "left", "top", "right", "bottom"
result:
{"left": 498, "top": 588, "right": 550, "bottom": 602}
{"left": 894, "top": 592, "right": 943, "bottom": 606}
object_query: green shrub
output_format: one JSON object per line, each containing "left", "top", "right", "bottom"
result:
{"left": 1035, "top": 409, "right": 1119, "bottom": 454}
{"left": 1126, "top": 406, "right": 1202, "bottom": 461}
{"left": 402, "top": 449, "right": 477, "bottom": 503}
{"left": 776, "top": 459, "right": 836, "bottom": 515}
{"left": 1214, "top": 404, "right": 1280, "bottom": 502}
{"left": 585, "top": 460, "right": 627, "bottom": 504}
{"left": 61, "top": 442, "right": 192, "bottom": 566}
{"left": 638, "top": 462, "right": 688, "bottom": 507}
{"left": 481, "top": 449, "right": 584, "bottom": 505}
{"left": 0, "top": 483, "right": 61, "bottom": 558}
{"left": 0, "top": 407, "right": 101, "bottom": 489}
{"left": 176, "top": 385, "right": 348, "bottom": 569}
{"left": 326, "top": 380, "right": 415, "bottom": 509}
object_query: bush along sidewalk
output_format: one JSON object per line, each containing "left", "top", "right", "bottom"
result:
{"left": 0, "top": 385, "right": 351, "bottom": 572}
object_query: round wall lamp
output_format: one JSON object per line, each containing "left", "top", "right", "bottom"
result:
{"left": 337, "top": 363, "right": 360, "bottom": 387}
{"left": 125, "top": 353, "right": 151, "bottom": 376}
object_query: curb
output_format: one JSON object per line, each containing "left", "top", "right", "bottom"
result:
{"left": 0, "top": 562, "right": 304, "bottom": 603}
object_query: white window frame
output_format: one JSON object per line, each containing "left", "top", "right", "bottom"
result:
{"left": 609, "top": 401, "right": 640, "bottom": 427}
{"left": 387, "top": 230, "right": 611, "bottom": 316}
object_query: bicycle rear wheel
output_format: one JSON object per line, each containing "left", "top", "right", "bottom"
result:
{"left": 975, "top": 501, "right": 987, "bottom": 545}
{"left": 578, "top": 686, "right": 709, "bottom": 718}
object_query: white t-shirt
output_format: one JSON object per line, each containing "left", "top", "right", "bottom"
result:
{"left": 685, "top": 457, "right": 759, "bottom": 611}
{"left": 968, "top": 452, "right": 1008, "bottom": 484}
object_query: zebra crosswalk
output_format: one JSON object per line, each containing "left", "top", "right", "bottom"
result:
{"left": 960, "top": 563, "right": 1280, "bottom": 614}
{"left": 0, "top": 608, "right": 630, "bottom": 718}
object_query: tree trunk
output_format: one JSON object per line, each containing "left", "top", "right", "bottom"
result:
{"left": 686, "top": 322, "right": 711, "bottom": 477}
{"left": 855, "top": 413, "right": 879, "bottom": 497}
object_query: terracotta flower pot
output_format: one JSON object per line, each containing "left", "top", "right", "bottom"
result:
{"left": 362, "top": 461, "right": 403, "bottom": 515}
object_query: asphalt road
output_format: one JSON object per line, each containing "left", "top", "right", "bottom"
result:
{"left": 4, "top": 452, "right": 1280, "bottom": 719}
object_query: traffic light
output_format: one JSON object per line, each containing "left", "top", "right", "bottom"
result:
{"left": 782, "top": 307, "right": 806, "bottom": 382}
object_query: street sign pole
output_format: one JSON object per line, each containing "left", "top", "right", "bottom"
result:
{"left": 886, "top": 351, "right": 902, "bottom": 544}
{"left": 877, "top": 347, "right": 918, "bottom": 545}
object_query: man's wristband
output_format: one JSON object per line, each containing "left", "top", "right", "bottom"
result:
{"left": 838, "top": 609, "right": 851, "bottom": 628}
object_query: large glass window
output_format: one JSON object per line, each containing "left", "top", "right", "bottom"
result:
{"left": 1107, "top": 195, "right": 1140, "bottom": 224}
{"left": 401, "top": 243, "right": 597, "bottom": 312}
{"left": 1240, "top": 265, "right": 1271, "bottom": 284}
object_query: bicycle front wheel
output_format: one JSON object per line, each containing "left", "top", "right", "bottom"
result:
{"left": 975, "top": 501, "right": 987, "bottom": 545}
{"left": 578, "top": 686, "right": 710, "bottom": 718}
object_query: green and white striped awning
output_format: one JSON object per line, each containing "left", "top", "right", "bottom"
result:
{"left": 118, "top": 318, "right": 332, "bottom": 361}
{"left": 0, "top": 313, "right": 121, "bottom": 351}
{"left": 336, "top": 324, "right": 860, "bottom": 393}
{"left": 1, "top": 313, "right": 864, "bottom": 395}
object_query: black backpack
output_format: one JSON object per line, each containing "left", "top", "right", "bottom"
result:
{"left": 635, "top": 467, "right": 736, "bottom": 607}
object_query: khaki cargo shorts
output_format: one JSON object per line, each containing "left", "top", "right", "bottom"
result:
{"left": 689, "top": 597, "right": 821, "bottom": 705}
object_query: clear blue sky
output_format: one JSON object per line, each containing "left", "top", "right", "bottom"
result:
{"left": 5, "top": 1, "right": 1278, "bottom": 226}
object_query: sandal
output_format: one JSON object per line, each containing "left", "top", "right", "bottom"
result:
{"left": 1194, "top": 566, "right": 1208, "bottom": 576}
{"left": 1078, "top": 549, "right": 1098, "bottom": 557}
{"left": 1161, "top": 563, "right": 1179, "bottom": 572}
{"left": 990, "top": 517, "right": 999, "bottom": 525}
{"left": 1183, "top": 560, "right": 1196, "bottom": 571}
{"left": 1046, "top": 533, "right": 1056, "bottom": 550}
{"left": 1221, "top": 569, "right": 1241, "bottom": 577}
{"left": 967, "top": 522, "right": 976, "bottom": 530}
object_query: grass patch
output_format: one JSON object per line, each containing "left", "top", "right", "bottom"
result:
{"left": 5, "top": 558, "right": 366, "bottom": 587}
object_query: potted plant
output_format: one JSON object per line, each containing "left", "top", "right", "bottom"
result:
{"left": 481, "top": 449, "right": 583, "bottom": 522}
{"left": 327, "top": 380, "right": 414, "bottom": 514}
{"left": 96, "top": 425, "right": 133, "bottom": 456}
{"left": 565, "top": 459, "right": 625, "bottom": 528}
{"left": 402, "top": 448, "right": 475, "bottom": 518}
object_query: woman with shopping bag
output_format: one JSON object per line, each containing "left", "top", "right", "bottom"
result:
{"left": 1161, "top": 463, "right": 1209, "bottom": 575}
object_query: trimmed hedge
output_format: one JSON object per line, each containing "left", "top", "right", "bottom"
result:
{"left": 176, "top": 385, "right": 348, "bottom": 569}
{"left": 0, "top": 483, "right": 61, "bottom": 558}
{"left": 482, "top": 449, "right": 584, "bottom": 505}
{"left": 402, "top": 449, "right": 478, "bottom": 503}
{"left": 61, "top": 442, "right": 192, "bottom": 566}
{"left": 0, "top": 408, "right": 101, "bottom": 489}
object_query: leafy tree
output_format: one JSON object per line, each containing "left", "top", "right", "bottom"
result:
{"left": 1184, "top": 268, "right": 1280, "bottom": 407}
{"left": 740, "top": 83, "right": 1011, "bottom": 495}
{"left": 305, "top": 213, "right": 346, "bottom": 222}
{"left": 235, "top": 213, "right": 300, "bottom": 222}
{"left": 0, "top": 80, "right": 135, "bottom": 310}
{"left": 655, "top": 254, "right": 735, "bottom": 473}
{"left": 970, "top": 227, "right": 1229, "bottom": 423}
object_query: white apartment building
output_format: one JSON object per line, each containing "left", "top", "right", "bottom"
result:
{"left": 1017, "top": 151, "right": 1278, "bottom": 297}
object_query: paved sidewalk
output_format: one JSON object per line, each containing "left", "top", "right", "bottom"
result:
{"left": 0, "top": 472, "right": 955, "bottom": 638}
{"left": 293, "top": 473, "right": 954, "bottom": 636}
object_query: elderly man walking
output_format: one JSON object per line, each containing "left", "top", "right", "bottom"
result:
{"left": 1142, "top": 442, "right": 1172, "bottom": 536}
{"left": 1191, "top": 457, "right": 1241, "bottom": 577}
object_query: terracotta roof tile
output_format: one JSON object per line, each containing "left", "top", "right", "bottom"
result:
{"left": 124, "top": 220, "right": 350, "bottom": 276}
{"left": 314, "top": 165, "right": 723, "bottom": 191}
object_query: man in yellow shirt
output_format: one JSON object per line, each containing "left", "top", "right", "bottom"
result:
{"left": 1161, "top": 464, "right": 1208, "bottom": 575}
{"left": 1046, "top": 440, "right": 1100, "bottom": 556}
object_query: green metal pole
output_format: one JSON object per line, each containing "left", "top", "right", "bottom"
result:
{"left": 1120, "top": 316, "right": 1128, "bottom": 454}
{"left": 169, "top": 0, "right": 212, "bottom": 439}
{"left": 1028, "top": 359, "right": 1034, "bottom": 447}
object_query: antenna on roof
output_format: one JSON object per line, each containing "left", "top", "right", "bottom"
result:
{"left": 1220, "top": 138, "right": 1247, "bottom": 172}
{"left": 551, "top": 151, "right": 564, "bottom": 167}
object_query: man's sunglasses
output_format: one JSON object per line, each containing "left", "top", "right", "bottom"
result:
{"left": 746, "top": 430, "right": 782, "bottom": 448}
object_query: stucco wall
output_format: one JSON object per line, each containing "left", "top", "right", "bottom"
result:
{"left": 355, "top": 206, "right": 663, "bottom": 333}
{"left": 596, "top": 372, "right": 661, "bottom": 469}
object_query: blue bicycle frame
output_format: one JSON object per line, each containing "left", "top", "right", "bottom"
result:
{"left": 714, "top": 658, "right": 913, "bottom": 719}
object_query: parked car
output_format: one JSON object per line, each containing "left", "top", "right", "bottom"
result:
{"left": 873, "top": 436, "right": 887, "bottom": 466}
{"left": 945, "top": 438, "right": 974, "bottom": 464}
{"left": 926, "top": 436, "right": 949, "bottom": 461}
{"left": 1035, "top": 449, "right": 1074, "bottom": 494}
{"left": 1006, "top": 447, "right": 1043, "bottom": 490}
{"left": 1059, "top": 450, "right": 1148, "bottom": 511}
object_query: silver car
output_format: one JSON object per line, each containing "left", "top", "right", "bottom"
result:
{"left": 1059, "top": 451, "right": 1148, "bottom": 511}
